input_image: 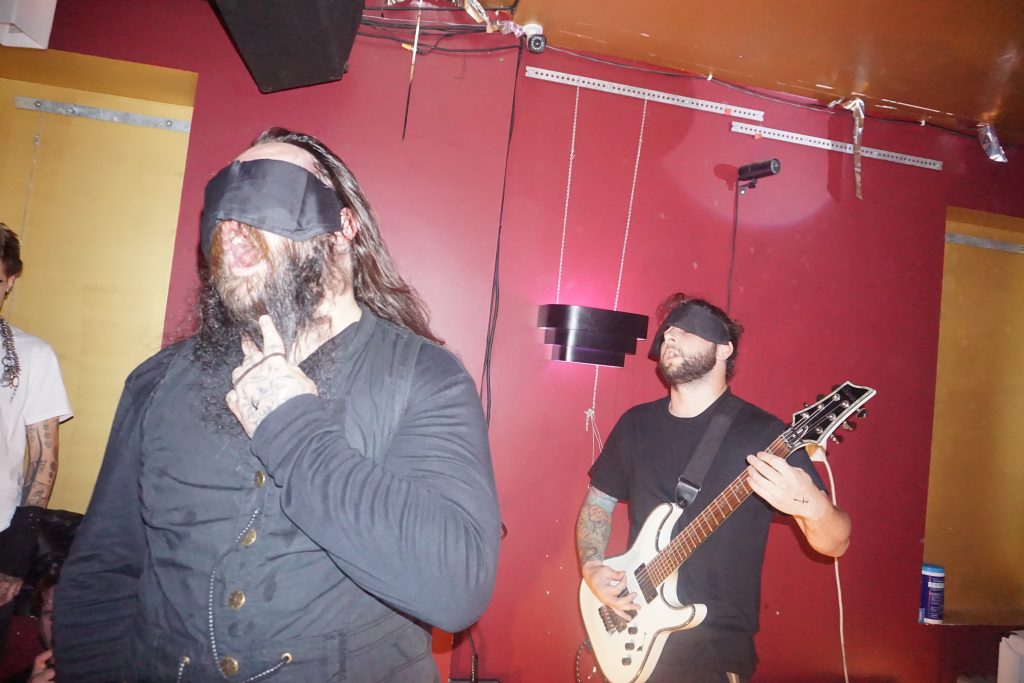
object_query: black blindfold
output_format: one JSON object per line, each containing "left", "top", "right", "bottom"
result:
{"left": 200, "top": 158, "right": 343, "bottom": 258}
{"left": 648, "top": 303, "right": 731, "bottom": 360}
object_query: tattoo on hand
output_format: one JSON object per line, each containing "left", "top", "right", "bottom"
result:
{"left": 795, "top": 497, "right": 809, "bottom": 504}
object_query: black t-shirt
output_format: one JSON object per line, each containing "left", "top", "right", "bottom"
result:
{"left": 588, "top": 389, "right": 825, "bottom": 678}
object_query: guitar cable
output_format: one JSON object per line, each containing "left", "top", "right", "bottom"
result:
{"left": 821, "top": 456, "right": 851, "bottom": 683}
{"left": 574, "top": 638, "right": 593, "bottom": 683}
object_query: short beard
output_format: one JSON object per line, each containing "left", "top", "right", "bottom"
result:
{"left": 193, "top": 229, "right": 340, "bottom": 429}
{"left": 658, "top": 344, "right": 717, "bottom": 386}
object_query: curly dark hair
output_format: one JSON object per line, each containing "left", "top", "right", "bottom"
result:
{"left": 0, "top": 223, "right": 24, "bottom": 278}
{"left": 656, "top": 292, "right": 743, "bottom": 379}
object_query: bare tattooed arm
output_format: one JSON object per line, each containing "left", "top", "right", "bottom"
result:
{"left": 576, "top": 486, "right": 617, "bottom": 565}
{"left": 23, "top": 417, "right": 59, "bottom": 507}
{"left": 576, "top": 486, "right": 638, "bottom": 619}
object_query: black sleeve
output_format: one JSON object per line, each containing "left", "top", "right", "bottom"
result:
{"left": 790, "top": 446, "right": 827, "bottom": 491}
{"left": 250, "top": 344, "right": 500, "bottom": 633}
{"left": 588, "top": 411, "right": 634, "bottom": 501}
{"left": 53, "top": 350, "right": 173, "bottom": 682}
{"left": 0, "top": 506, "right": 42, "bottom": 577}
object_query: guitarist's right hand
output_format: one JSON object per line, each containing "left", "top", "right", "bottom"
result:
{"left": 582, "top": 560, "right": 639, "bottom": 621}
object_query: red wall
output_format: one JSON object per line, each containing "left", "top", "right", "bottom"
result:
{"left": 51, "top": 2, "right": 1024, "bottom": 681}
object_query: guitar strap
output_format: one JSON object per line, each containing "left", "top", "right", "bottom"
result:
{"left": 674, "top": 392, "right": 743, "bottom": 509}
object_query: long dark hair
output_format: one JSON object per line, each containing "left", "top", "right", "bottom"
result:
{"left": 656, "top": 292, "right": 743, "bottom": 378}
{"left": 254, "top": 128, "right": 441, "bottom": 344}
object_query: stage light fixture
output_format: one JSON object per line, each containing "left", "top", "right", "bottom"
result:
{"left": 537, "top": 304, "right": 648, "bottom": 368}
{"left": 737, "top": 158, "right": 780, "bottom": 193}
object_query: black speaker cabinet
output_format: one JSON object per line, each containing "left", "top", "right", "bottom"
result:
{"left": 211, "top": 0, "right": 365, "bottom": 93}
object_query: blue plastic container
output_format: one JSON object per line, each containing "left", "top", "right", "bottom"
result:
{"left": 920, "top": 563, "right": 944, "bottom": 624}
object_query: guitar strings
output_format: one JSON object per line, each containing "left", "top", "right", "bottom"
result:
{"left": 639, "top": 434, "right": 788, "bottom": 588}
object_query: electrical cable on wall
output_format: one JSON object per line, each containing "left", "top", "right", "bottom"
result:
{"left": 404, "top": 36, "right": 517, "bottom": 683}
{"left": 357, "top": 10, "right": 519, "bottom": 57}
{"left": 477, "top": 41, "right": 523, "bottom": 429}
{"left": 726, "top": 185, "right": 741, "bottom": 314}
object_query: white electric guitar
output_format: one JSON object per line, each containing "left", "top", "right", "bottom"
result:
{"left": 580, "top": 381, "right": 875, "bottom": 683}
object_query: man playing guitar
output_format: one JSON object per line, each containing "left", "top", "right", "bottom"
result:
{"left": 576, "top": 293, "right": 851, "bottom": 683}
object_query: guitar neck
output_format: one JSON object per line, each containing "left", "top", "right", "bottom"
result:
{"left": 643, "top": 433, "right": 793, "bottom": 589}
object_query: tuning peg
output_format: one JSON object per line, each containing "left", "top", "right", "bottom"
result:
{"left": 803, "top": 402, "right": 810, "bottom": 408}
{"left": 841, "top": 421, "right": 856, "bottom": 431}
{"left": 829, "top": 433, "right": 843, "bottom": 444}
{"left": 817, "top": 394, "right": 826, "bottom": 402}
{"left": 857, "top": 409, "right": 869, "bottom": 419}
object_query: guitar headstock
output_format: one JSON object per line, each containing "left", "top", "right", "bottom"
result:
{"left": 786, "top": 381, "right": 876, "bottom": 452}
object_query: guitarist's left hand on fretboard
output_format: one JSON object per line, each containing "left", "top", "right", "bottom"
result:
{"left": 744, "top": 450, "right": 830, "bottom": 517}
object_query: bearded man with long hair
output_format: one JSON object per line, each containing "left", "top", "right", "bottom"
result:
{"left": 54, "top": 129, "right": 500, "bottom": 683}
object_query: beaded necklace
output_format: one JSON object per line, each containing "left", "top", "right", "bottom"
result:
{"left": 0, "top": 316, "right": 19, "bottom": 398}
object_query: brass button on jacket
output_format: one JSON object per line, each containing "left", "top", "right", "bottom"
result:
{"left": 254, "top": 470, "right": 266, "bottom": 487}
{"left": 240, "top": 527, "right": 257, "bottom": 547}
{"left": 219, "top": 656, "right": 239, "bottom": 676}
{"left": 228, "top": 590, "right": 246, "bottom": 609}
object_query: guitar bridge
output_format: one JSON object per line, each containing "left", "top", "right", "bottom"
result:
{"left": 598, "top": 604, "right": 629, "bottom": 634}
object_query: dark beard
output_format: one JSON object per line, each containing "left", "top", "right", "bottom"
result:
{"left": 192, "top": 234, "right": 335, "bottom": 429}
{"left": 658, "top": 344, "right": 717, "bottom": 386}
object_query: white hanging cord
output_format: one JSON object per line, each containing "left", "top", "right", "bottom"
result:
{"left": 585, "top": 366, "right": 604, "bottom": 461}
{"left": 552, "top": 87, "right": 601, "bottom": 446}
{"left": 556, "top": 97, "right": 648, "bottom": 445}
{"left": 822, "top": 457, "right": 850, "bottom": 683}
{"left": 586, "top": 99, "right": 648, "bottom": 443}
{"left": 612, "top": 98, "right": 648, "bottom": 311}
{"left": 556, "top": 86, "right": 581, "bottom": 304}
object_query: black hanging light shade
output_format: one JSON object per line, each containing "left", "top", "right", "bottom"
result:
{"left": 538, "top": 304, "right": 649, "bottom": 368}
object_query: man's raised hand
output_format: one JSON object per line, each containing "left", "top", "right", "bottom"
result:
{"left": 226, "top": 315, "right": 318, "bottom": 437}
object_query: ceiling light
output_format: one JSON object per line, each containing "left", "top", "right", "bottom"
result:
{"left": 978, "top": 124, "right": 1008, "bottom": 163}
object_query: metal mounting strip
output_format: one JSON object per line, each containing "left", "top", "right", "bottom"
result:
{"left": 525, "top": 67, "right": 764, "bottom": 122}
{"left": 730, "top": 122, "right": 941, "bottom": 170}
{"left": 945, "top": 232, "right": 1024, "bottom": 254}
{"left": 14, "top": 96, "right": 191, "bottom": 133}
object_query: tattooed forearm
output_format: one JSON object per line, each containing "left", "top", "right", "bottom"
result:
{"left": 576, "top": 505, "right": 610, "bottom": 564}
{"left": 576, "top": 487, "right": 618, "bottom": 565}
{"left": 23, "top": 418, "right": 59, "bottom": 507}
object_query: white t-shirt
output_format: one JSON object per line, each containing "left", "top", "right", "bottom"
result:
{"left": 0, "top": 326, "right": 73, "bottom": 532}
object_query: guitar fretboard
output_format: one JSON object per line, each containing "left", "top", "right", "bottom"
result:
{"left": 638, "top": 434, "right": 792, "bottom": 591}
